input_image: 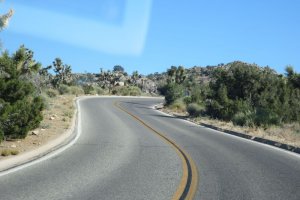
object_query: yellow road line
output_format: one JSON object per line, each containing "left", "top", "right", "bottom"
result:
{"left": 114, "top": 102, "right": 198, "bottom": 200}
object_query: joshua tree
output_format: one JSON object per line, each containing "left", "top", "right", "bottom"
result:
{"left": 0, "top": 8, "right": 13, "bottom": 31}
{"left": 51, "top": 58, "right": 72, "bottom": 88}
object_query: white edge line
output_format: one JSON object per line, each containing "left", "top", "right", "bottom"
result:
{"left": 0, "top": 98, "right": 82, "bottom": 177}
{"left": 151, "top": 104, "right": 300, "bottom": 159}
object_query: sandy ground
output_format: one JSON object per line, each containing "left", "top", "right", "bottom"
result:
{"left": 0, "top": 95, "right": 75, "bottom": 159}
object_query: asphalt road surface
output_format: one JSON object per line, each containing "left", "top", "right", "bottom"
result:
{"left": 0, "top": 97, "right": 299, "bottom": 200}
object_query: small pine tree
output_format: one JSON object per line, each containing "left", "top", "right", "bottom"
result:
{"left": 0, "top": 46, "right": 44, "bottom": 141}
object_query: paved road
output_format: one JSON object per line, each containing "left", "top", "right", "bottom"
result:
{"left": 1, "top": 97, "right": 300, "bottom": 200}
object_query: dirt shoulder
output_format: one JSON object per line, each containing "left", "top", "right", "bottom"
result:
{"left": 0, "top": 95, "right": 76, "bottom": 160}
{"left": 159, "top": 106, "right": 300, "bottom": 148}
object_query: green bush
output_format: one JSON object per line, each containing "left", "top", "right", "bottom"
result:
{"left": 0, "top": 96, "right": 44, "bottom": 140}
{"left": 58, "top": 84, "right": 70, "bottom": 95}
{"left": 169, "top": 99, "right": 186, "bottom": 112}
{"left": 232, "top": 111, "right": 255, "bottom": 127}
{"left": 94, "top": 86, "right": 105, "bottom": 95}
{"left": 0, "top": 97, "right": 44, "bottom": 139}
{"left": 1, "top": 149, "right": 9, "bottom": 157}
{"left": 128, "top": 86, "right": 141, "bottom": 96}
{"left": 82, "top": 84, "right": 94, "bottom": 95}
{"left": 69, "top": 86, "right": 84, "bottom": 96}
{"left": 89, "top": 90, "right": 97, "bottom": 95}
{"left": 40, "top": 92, "right": 51, "bottom": 110}
{"left": 11, "top": 150, "right": 19, "bottom": 155}
{"left": 205, "top": 62, "right": 297, "bottom": 127}
{"left": 157, "top": 84, "right": 168, "bottom": 96}
{"left": 187, "top": 103, "right": 205, "bottom": 117}
{"left": 191, "top": 85, "right": 206, "bottom": 104}
{"left": 46, "top": 88, "right": 59, "bottom": 98}
{"left": 254, "top": 108, "right": 281, "bottom": 127}
{"left": 0, "top": 149, "right": 19, "bottom": 156}
{"left": 164, "top": 83, "right": 184, "bottom": 105}
{"left": 183, "top": 96, "right": 192, "bottom": 105}
{"left": 112, "top": 86, "right": 141, "bottom": 96}
{"left": 0, "top": 46, "right": 44, "bottom": 142}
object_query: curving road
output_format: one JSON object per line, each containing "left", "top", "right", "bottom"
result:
{"left": 0, "top": 97, "right": 300, "bottom": 200}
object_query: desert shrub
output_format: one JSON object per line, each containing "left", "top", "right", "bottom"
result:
{"left": 58, "top": 84, "right": 70, "bottom": 95}
{"left": 111, "top": 87, "right": 123, "bottom": 95}
{"left": 1, "top": 149, "right": 9, "bottom": 156}
{"left": 39, "top": 122, "right": 50, "bottom": 129}
{"left": 10, "top": 150, "right": 19, "bottom": 155}
{"left": 164, "top": 83, "right": 184, "bottom": 105}
{"left": 169, "top": 99, "right": 186, "bottom": 113}
{"left": 206, "top": 63, "right": 300, "bottom": 127}
{"left": 94, "top": 86, "right": 105, "bottom": 95}
{"left": 89, "top": 90, "right": 97, "bottom": 95}
{"left": 232, "top": 111, "right": 255, "bottom": 127}
{"left": 1, "top": 149, "right": 19, "bottom": 156}
{"left": 82, "top": 84, "right": 94, "bottom": 95}
{"left": 45, "top": 88, "right": 59, "bottom": 98}
{"left": 112, "top": 86, "right": 141, "bottom": 96}
{"left": 69, "top": 86, "right": 84, "bottom": 96}
{"left": 187, "top": 103, "right": 205, "bottom": 117}
{"left": 127, "top": 86, "right": 141, "bottom": 96}
{"left": 183, "top": 96, "right": 192, "bottom": 105}
{"left": 254, "top": 108, "right": 281, "bottom": 127}
{"left": 0, "top": 97, "right": 44, "bottom": 139}
{"left": 157, "top": 84, "right": 168, "bottom": 96}
{"left": 190, "top": 85, "right": 208, "bottom": 104}
{"left": 40, "top": 92, "right": 51, "bottom": 110}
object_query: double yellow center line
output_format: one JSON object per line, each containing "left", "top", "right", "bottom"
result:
{"left": 114, "top": 102, "right": 198, "bottom": 200}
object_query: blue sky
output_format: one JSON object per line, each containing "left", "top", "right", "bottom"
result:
{"left": 1, "top": 0, "right": 299, "bottom": 75}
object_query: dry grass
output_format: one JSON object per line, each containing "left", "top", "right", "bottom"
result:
{"left": 163, "top": 107, "right": 300, "bottom": 148}
{"left": 1, "top": 149, "right": 10, "bottom": 157}
{"left": 168, "top": 100, "right": 187, "bottom": 114}
{"left": 0, "top": 95, "right": 76, "bottom": 159}
{"left": 1, "top": 149, "right": 19, "bottom": 156}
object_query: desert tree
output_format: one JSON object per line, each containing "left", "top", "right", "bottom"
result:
{"left": 0, "top": 46, "right": 44, "bottom": 141}
{"left": 51, "top": 58, "right": 72, "bottom": 88}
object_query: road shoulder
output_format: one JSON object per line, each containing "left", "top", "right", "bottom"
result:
{"left": 154, "top": 104, "right": 300, "bottom": 155}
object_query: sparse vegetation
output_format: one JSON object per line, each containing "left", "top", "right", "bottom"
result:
{"left": 1, "top": 149, "right": 19, "bottom": 157}
{"left": 112, "top": 86, "right": 142, "bottom": 96}
{"left": 46, "top": 88, "right": 59, "bottom": 98}
{"left": 58, "top": 84, "right": 71, "bottom": 95}
{"left": 1, "top": 149, "right": 9, "bottom": 157}
{"left": 168, "top": 99, "right": 186, "bottom": 113}
{"left": 187, "top": 103, "right": 204, "bottom": 117}
{"left": 69, "top": 86, "right": 84, "bottom": 96}
{"left": 11, "top": 149, "right": 19, "bottom": 155}
{"left": 155, "top": 62, "right": 300, "bottom": 147}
